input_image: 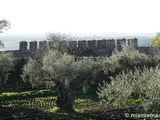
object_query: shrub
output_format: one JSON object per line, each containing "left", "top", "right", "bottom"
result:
{"left": 101, "top": 43, "right": 158, "bottom": 76}
{"left": 97, "top": 70, "right": 135, "bottom": 109}
{"left": 97, "top": 66, "right": 160, "bottom": 112}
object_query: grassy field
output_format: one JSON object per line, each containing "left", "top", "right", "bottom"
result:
{"left": 0, "top": 88, "right": 133, "bottom": 120}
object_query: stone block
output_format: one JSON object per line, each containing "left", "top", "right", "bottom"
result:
{"left": 117, "top": 38, "right": 126, "bottom": 51}
{"left": 39, "top": 41, "right": 47, "bottom": 50}
{"left": 29, "top": 41, "right": 37, "bottom": 51}
{"left": 88, "top": 40, "right": 97, "bottom": 49}
{"left": 97, "top": 39, "right": 106, "bottom": 49}
{"left": 68, "top": 41, "right": 77, "bottom": 49}
{"left": 58, "top": 40, "right": 67, "bottom": 51}
{"left": 106, "top": 39, "right": 115, "bottom": 56}
{"left": 20, "top": 41, "right": 27, "bottom": 51}
{"left": 78, "top": 40, "right": 87, "bottom": 48}
{"left": 128, "top": 38, "right": 138, "bottom": 48}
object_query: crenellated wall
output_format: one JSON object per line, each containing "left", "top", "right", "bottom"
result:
{"left": 3, "top": 38, "right": 158, "bottom": 59}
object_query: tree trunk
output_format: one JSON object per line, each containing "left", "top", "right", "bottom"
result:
{"left": 0, "top": 80, "right": 2, "bottom": 95}
{"left": 16, "top": 81, "right": 19, "bottom": 92}
{"left": 56, "top": 87, "right": 75, "bottom": 110}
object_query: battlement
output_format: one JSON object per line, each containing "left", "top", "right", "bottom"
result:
{"left": 18, "top": 38, "right": 138, "bottom": 51}
{"left": 4, "top": 38, "right": 158, "bottom": 60}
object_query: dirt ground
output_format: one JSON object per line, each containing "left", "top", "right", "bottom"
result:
{"left": 0, "top": 107, "right": 137, "bottom": 120}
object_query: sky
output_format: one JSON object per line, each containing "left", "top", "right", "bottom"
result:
{"left": 0, "top": 0, "right": 160, "bottom": 34}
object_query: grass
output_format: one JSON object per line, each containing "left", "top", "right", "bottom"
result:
{"left": 128, "top": 98, "right": 141, "bottom": 105}
{"left": 44, "top": 107, "right": 78, "bottom": 114}
{"left": 1, "top": 87, "right": 100, "bottom": 111}
{"left": 0, "top": 89, "right": 58, "bottom": 101}
{"left": 0, "top": 87, "right": 144, "bottom": 119}
{"left": 1, "top": 87, "right": 103, "bottom": 119}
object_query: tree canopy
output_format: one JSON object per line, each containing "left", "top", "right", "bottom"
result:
{"left": 0, "top": 52, "right": 14, "bottom": 81}
{"left": 0, "top": 19, "right": 11, "bottom": 48}
{"left": 0, "top": 19, "right": 11, "bottom": 33}
{"left": 21, "top": 50, "right": 101, "bottom": 110}
{"left": 0, "top": 51, "right": 14, "bottom": 111}
{"left": 150, "top": 32, "right": 160, "bottom": 47}
{"left": 46, "top": 32, "right": 80, "bottom": 55}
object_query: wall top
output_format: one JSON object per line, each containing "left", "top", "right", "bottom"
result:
{"left": 17, "top": 38, "right": 138, "bottom": 51}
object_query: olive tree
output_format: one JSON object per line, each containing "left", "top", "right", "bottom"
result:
{"left": 101, "top": 43, "right": 158, "bottom": 76}
{"left": 0, "top": 52, "right": 14, "bottom": 111}
{"left": 21, "top": 50, "right": 101, "bottom": 110}
{"left": 0, "top": 52, "right": 14, "bottom": 94}
{"left": 97, "top": 66, "right": 160, "bottom": 113}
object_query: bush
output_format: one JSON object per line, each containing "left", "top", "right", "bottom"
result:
{"left": 97, "top": 66, "right": 160, "bottom": 112}
{"left": 101, "top": 43, "right": 158, "bottom": 76}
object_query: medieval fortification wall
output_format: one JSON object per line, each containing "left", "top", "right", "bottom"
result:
{"left": 3, "top": 38, "right": 159, "bottom": 59}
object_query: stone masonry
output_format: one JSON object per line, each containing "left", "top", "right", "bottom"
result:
{"left": 2, "top": 38, "right": 158, "bottom": 59}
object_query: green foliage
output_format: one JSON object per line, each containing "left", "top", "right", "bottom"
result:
{"left": 97, "top": 66, "right": 160, "bottom": 112}
{"left": 0, "top": 52, "right": 14, "bottom": 84}
{"left": 21, "top": 59, "right": 44, "bottom": 88}
{"left": 22, "top": 50, "right": 100, "bottom": 91}
{"left": 0, "top": 19, "right": 11, "bottom": 33}
{"left": 21, "top": 50, "right": 103, "bottom": 110}
{"left": 97, "top": 70, "right": 134, "bottom": 109}
{"left": 128, "top": 98, "right": 141, "bottom": 105}
{"left": 0, "top": 19, "right": 11, "bottom": 49}
{"left": 0, "top": 90, "right": 57, "bottom": 101}
{"left": 7, "top": 58, "right": 27, "bottom": 88}
{"left": 101, "top": 43, "right": 157, "bottom": 75}
{"left": 150, "top": 32, "right": 160, "bottom": 47}
{"left": 74, "top": 87, "right": 98, "bottom": 99}
{"left": 1, "top": 94, "right": 100, "bottom": 117}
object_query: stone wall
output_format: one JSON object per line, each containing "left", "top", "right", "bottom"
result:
{"left": 3, "top": 38, "right": 159, "bottom": 59}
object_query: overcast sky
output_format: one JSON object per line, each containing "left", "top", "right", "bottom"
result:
{"left": 1, "top": 0, "right": 160, "bottom": 34}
